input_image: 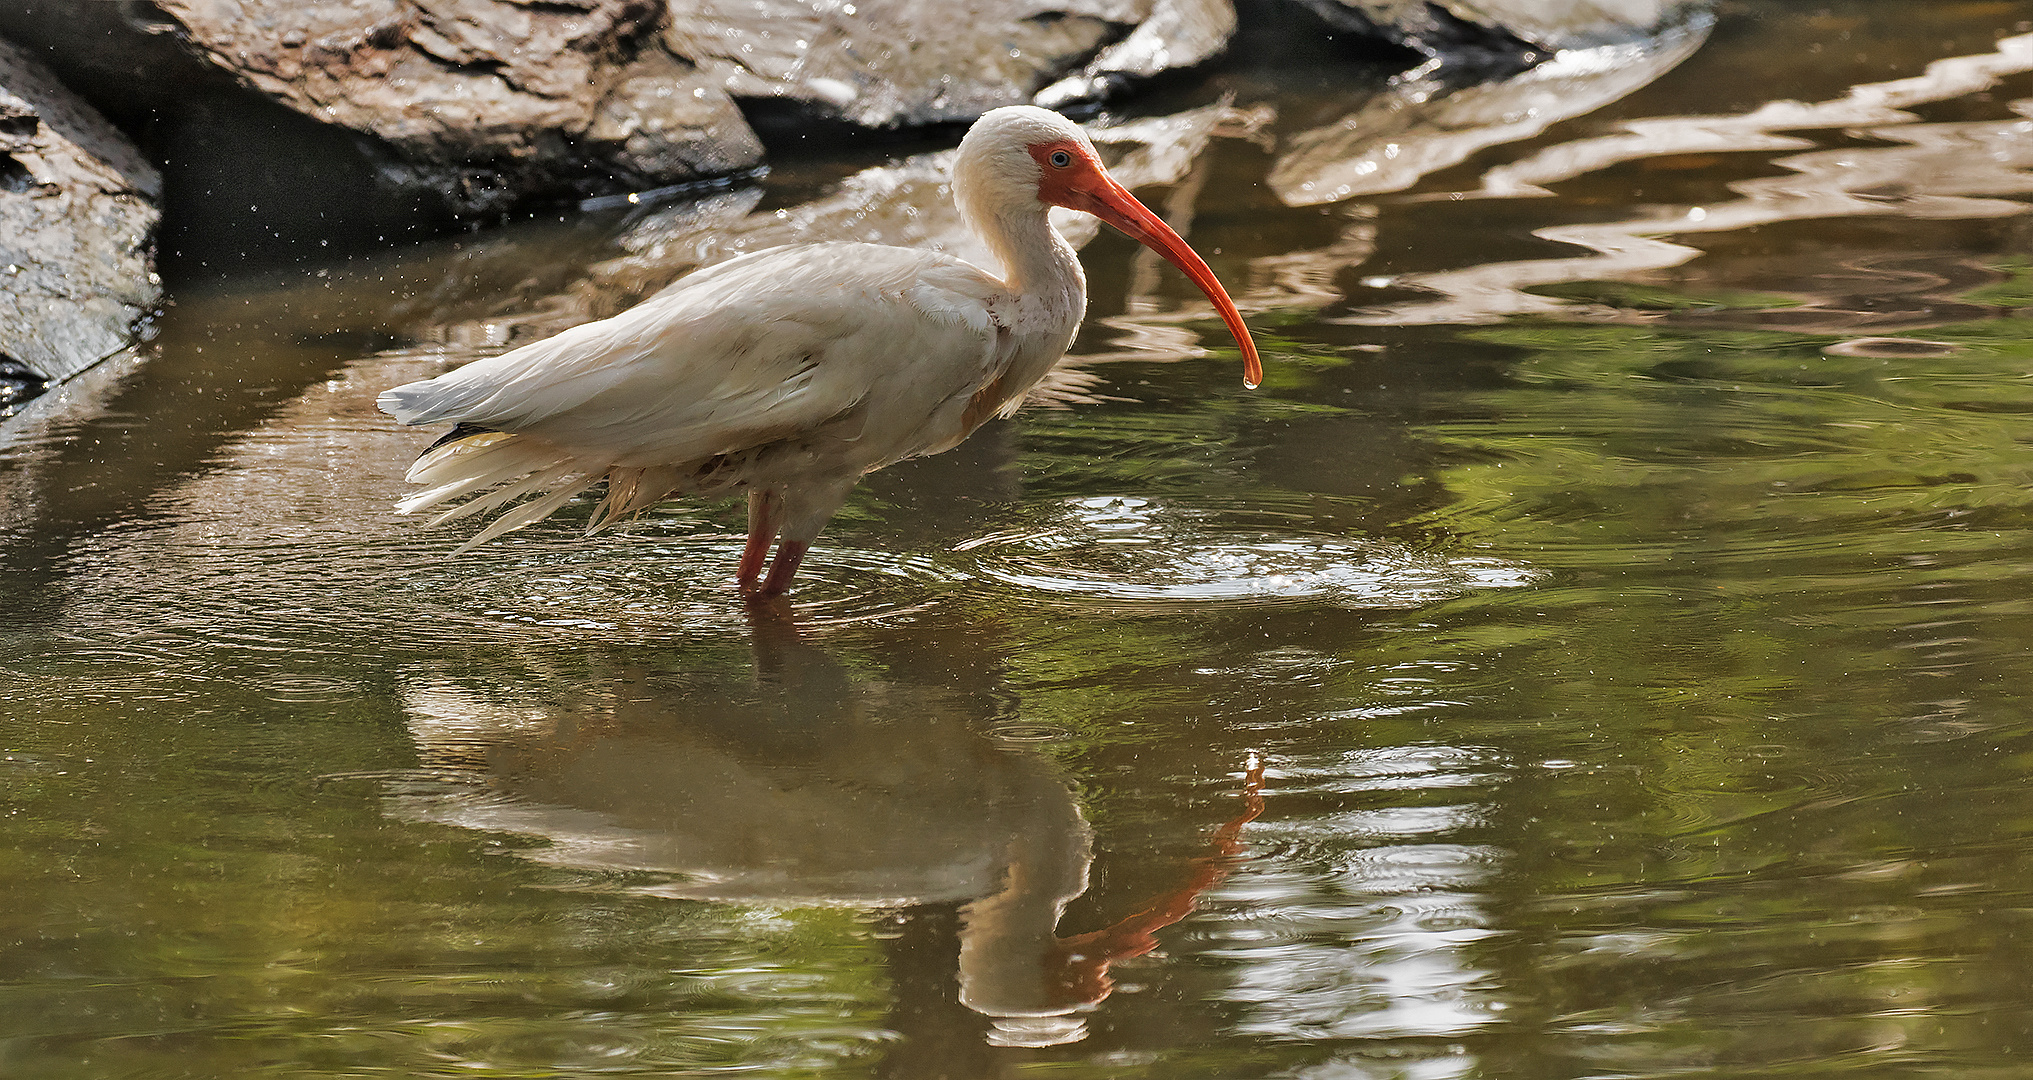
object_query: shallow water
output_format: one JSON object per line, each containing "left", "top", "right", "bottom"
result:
{"left": 11, "top": 2, "right": 2033, "bottom": 1076}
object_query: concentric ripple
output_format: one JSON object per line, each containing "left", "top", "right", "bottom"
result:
{"left": 442, "top": 531, "right": 970, "bottom": 635}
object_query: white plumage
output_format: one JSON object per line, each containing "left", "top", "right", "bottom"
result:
{"left": 380, "top": 105, "right": 1259, "bottom": 597}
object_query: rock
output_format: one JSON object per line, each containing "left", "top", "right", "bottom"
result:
{"left": 1034, "top": 0, "right": 1238, "bottom": 110}
{"left": 0, "top": 37, "right": 160, "bottom": 392}
{"left": 148, "top": 0, "right": 764, "bottom": 213}
{"left": 1447, "top": 0, "right": 1705, "bottom": 49}
{"left": 664, "top": 0, "right": 1150, "bottom": 128}
{"left": 4, "top": 0, "right": 1245, "bottom": 219}
{"left": 1299, "top": 0, "right": 1710, "bottom": 68}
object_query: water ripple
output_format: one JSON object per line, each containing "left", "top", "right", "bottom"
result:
{"left": 451, "top": 533, "right": 968, "bottom": 634}
{"left": 956, "top": 496, "right": 1534, "bottom": 611}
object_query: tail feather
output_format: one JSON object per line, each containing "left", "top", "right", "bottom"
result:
{"left": 391, "top": 426, "right": 607, "bottom": 550}
{"left": 396, "top": 471, "right": 515, "bottom": 517}
{"left": 455, "top": 470, "right": 599, "bottom": 552}
{"left": 428, "top": 460, "right": 586, "bottom": 528}
{"left": 396, "top": 447, "right": 553, "bottom": 515}
{"left": 396, "top": 434, "right": 567, "bottom": 517}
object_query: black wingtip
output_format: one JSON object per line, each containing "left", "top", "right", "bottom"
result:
{"left": 421, "top": 422, "right": 498, "bottom": 457}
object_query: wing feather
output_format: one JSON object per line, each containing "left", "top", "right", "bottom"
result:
{"left": 379, "top": 243, "right": 1013, "bottom": 470}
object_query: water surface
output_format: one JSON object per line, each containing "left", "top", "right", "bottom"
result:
{"left": 10, "top": 2, "right": 2033, "bottom": 1076}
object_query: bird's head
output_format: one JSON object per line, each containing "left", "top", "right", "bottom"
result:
{"left": 954, "top": 106, "right": 1096, "bottom": 217}
{"left": 956, "top": 106, "right": 1262, "bottom": 388}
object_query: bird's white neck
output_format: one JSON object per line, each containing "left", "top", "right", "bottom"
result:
{"left": 974, "top": 201, "right": 1086, "bottom": 310}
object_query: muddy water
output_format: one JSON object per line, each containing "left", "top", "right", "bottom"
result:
{"left": 11, "top": 2, "right": 2033, "bottom": 1076}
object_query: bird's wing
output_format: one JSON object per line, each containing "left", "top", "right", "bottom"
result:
{"left": 379, "top": 243, "right": 1014, "bottom": 467}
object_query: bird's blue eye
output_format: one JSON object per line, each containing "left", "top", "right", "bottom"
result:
{"left": 1049, "top": 150, "right": 1072, "bottom": 168}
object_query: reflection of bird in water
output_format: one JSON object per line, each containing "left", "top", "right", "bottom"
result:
{"left": 379, "top": 105, "right": 1259, "bottom": 597}
{"left": 962, "top": 752, "right": 1263, "bottom": 1047}
{"left": 387, "top": 625, "right": 1262, "bottom": 1048}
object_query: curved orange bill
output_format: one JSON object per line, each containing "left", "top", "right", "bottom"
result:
{"left": 1051, "top": 165, "right": 1263, "bottom": 389}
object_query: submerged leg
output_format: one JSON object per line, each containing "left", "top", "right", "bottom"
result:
{"left": 757, "top": 540, "right": 810, "bottom": 597}
{"left": 736, "top": 490, "right": 779, "bottom": 593}
{"left": 744, "top": 476, "right": 856, "bottom": 598}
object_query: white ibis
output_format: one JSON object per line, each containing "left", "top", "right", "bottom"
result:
{"left": 378, "top": 105, "right": 1261, "bottom": 597}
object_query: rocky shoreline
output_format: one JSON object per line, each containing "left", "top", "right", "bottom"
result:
{"left": 0, "top": 0, "right": 1706, "bottom": 404}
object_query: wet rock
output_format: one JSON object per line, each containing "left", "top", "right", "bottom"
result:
{"left": 1300, "top": 0, "right": 1711, "bottom": 68}
{"left": 0, "top": 357, "right": 46, "bottom": 410}
{"left": 0, "top": 1, "right": 468, "bottom": 276}
{"left": 1035, "top": 0, "right": 1237, "bottom": 110}
{"left": 0, "top": 38, "right": 160, "bottom": 390}
{"left": 664, "top": 0, "right": 1152, "bottom": 128}
{"left": 148, "top": 0, "right": 763, "bottom": 214}
{"left": 131, "top": 0, "right": 1244, "bottom": 211}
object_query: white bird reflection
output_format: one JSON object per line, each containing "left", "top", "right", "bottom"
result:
{"left": 381, "top": 627, "right": 1259, "bottom": 1048}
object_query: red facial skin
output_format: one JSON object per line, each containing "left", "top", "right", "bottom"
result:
{"left": 1028, "top": 139, "right": 1263, "bottom": 389}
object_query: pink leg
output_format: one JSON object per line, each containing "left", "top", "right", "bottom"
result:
{"left": 736, "top": 490, "right": 778, "bottom": 593}
{"left": 756, "top": 540, "right": 810, "bottom": 597}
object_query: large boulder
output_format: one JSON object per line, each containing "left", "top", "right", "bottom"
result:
{"left": 1035, "top": 0, "right": 1238, "bottom": 110}
{"left": 0, "top": 38, "right": 160, "bottom": 399}
{"left": 149, "top": 0, "right": 764, "bottom": 214}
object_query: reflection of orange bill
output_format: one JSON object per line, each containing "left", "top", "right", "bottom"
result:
{"left": 1042, "top": 753, "right": 1266, "bottom": 1010}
